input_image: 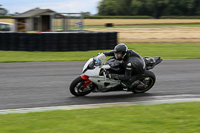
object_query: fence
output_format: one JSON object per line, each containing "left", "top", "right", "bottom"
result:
{"left": 53, "top": 13, "right": 84, "bottom": 31}
{"left": 0, "top": 32, "right": 117, "bottom": 51}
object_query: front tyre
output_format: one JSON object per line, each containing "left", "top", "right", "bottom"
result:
{"left": 70, "top": 76, "right": 94, "bottom": 96}
{"left": 132, "top": 70, "right": 156, "bottom": 93}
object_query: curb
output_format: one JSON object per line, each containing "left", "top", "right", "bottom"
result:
{"left": 0, "top": 98, "right": 200, "bottom": 115}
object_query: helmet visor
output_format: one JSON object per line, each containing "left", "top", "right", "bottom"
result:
{"left": 114, "top": 52, "right": 123, "bottom": 60}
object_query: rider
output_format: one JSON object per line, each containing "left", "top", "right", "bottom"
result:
{"left": 103, "top": 43, "right": 146, "bottom": 89}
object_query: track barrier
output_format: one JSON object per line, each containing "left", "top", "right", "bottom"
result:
{"left": 0, "top": 31, "right": 118, "bottom": 51}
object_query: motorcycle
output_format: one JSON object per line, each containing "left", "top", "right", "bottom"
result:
{"left": 70, "top": 53, "right": 162, "bottom": 96}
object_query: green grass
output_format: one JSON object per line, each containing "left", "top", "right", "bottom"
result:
{"left": 0, "top": 102, "right": 200, "bottom": 133}
{"left": 55, "top": 24, "right": 200, "bottom": 30}
{"left": 0, "top": 43, "right": 200, "bottom": 63}
{"left": 0, "top": 50, "right": 106, "bottom": 63}
{"left": 128, "top": 43, "right": 200, "bottom": 59}
{"left": 85, "top": 24, "right": 200, "bottom": 29}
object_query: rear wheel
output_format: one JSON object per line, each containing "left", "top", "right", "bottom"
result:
{"left": 132, "top": 71, "right": 156, "bottom": 93}
{"left": 70, "top": 76, "right": 94, "bottom": 96}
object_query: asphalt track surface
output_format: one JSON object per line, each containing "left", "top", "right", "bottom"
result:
{"left": 0, "top": 59, "right": 200, "bottom": 110}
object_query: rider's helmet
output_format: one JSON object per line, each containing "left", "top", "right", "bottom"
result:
{"left": 114, "top": 43, "right": 128, "bottom": 60}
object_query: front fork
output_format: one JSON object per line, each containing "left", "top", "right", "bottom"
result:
{"left": 80, "top": 74, "right": 91, "bottom": 88}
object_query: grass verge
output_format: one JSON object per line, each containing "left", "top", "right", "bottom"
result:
{"left": 0, "top": 102, "right": 200, "bottom": 133}
{"left": 85, "top": 24, "right": 200, "bottom": 29}
{"left": 0, "top": 43, "right": 200, "bottom": 63}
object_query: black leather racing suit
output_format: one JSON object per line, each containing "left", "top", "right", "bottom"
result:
{"left": 104, "top": 50, "right": 145, "bottom": 87}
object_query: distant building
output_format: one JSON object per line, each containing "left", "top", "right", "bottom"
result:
{"left": 13, "top": 7, "right": 62, "bottom": 32}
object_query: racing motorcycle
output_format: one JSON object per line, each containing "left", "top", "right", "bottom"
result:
{"left": 70, "top": 53, "right": 162, "bottom": 96}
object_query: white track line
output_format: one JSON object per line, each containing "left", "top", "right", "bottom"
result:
{"left": 0, "top": 95, "right": 200, "bottom": 115}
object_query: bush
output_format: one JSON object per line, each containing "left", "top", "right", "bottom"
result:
{"left": 0, "top": 15, "right": 12, "bottom": 18}
{"left": 85, "top": 16, "right": 154, "bottom": 19}
{"left": 160, "top": 16, "right": 200, "bottom": 19}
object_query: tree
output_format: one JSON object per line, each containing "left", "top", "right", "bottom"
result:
{"left": 0, "top": 4, "right": 8, "bottom": 15}
{"left": 83, "top": 12, "right": 91, "bottom": 16}
{"left": 98, "top": 0, "right": 119, "bottom": 15}
{"left": 97, "top": 0, "right": 200, "bottom": 18}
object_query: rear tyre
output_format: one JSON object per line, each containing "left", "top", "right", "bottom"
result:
{"left": 70, "top": 76, "right": 94, "bottom": 96}
{"left": 132, "top": 70, "right": 156, "bottom": 93}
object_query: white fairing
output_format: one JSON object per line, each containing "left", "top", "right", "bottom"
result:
{"left": 82, "top": 58, "right": 93, "bottom": 73}
{"left": 82, "top": 54, "right": 120, "bottom": 92}
{"left": 84, "top": 67, "right": 101, "bottom": 77}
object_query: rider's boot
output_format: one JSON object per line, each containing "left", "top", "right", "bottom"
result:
{"left": 120, "top": 81, "right": 129, "bottom": 91}
{"left": 121, "top": 80, "right": 140, "bottom": 91}
{"left": 121, "top": 75, "right": 142, "bottom": 91}
{"left": 130, "top": 80, "right": 141, "bottom": 89}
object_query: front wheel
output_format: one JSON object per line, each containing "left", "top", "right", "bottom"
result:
{"left": 132, "top": 70, "right": 156, "bottom": 93}
{"left": 70, "top": 76, "right": 94, "bottom": 96}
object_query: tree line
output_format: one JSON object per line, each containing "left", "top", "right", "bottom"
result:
{"left": 98, "top": 0, "right": 200, "bottom": 18}
{"left": 0, "top": 4, "right": 8, "bottom": 15}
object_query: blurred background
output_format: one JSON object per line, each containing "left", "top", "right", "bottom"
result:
{"left": 1, "top": 0, "right": 200, "bottom": 44}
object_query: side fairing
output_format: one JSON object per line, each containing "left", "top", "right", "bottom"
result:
{"left": 84, "top": 66, "right": 101, "bottom": 77}
{"left": 82, "top": 58, "right": 93, "bottom": 73}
